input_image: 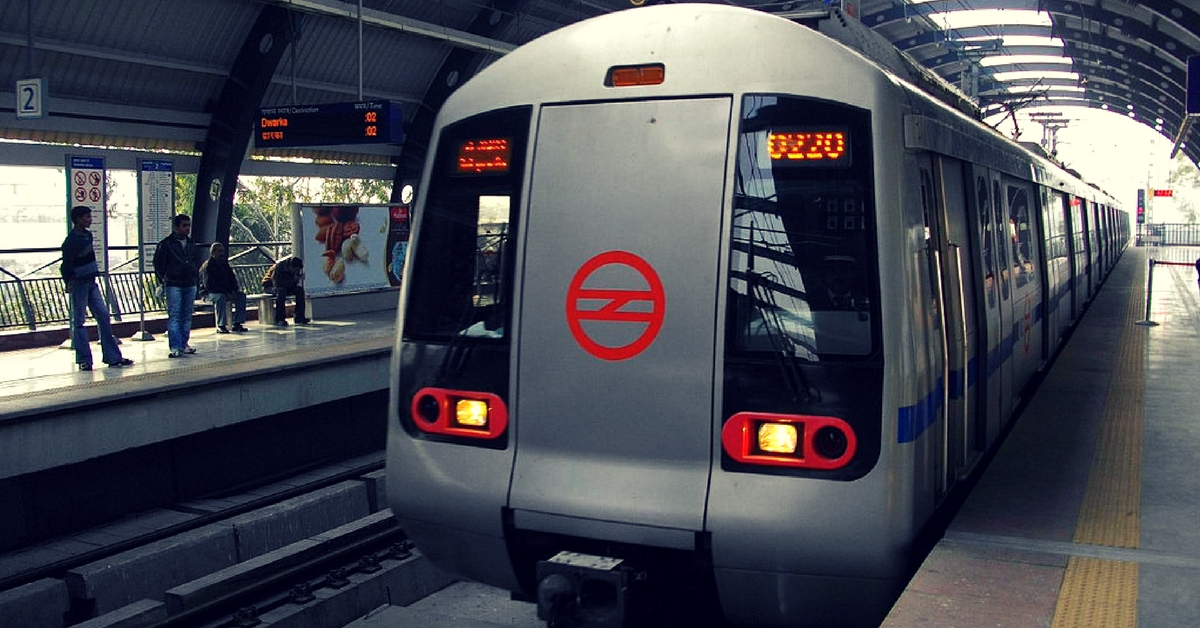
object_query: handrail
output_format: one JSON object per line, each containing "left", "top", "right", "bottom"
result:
{"left": 0, "top": 266, "right": 37, "bottom": 331}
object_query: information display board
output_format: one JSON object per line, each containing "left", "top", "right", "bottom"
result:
{"left": 255, "top": 101, "right": 404, "bottom": 148}
{"left": 138, "top": 159, "right": 175, "bottom": 271}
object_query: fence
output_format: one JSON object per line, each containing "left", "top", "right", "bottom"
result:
{"left": 0, "top": 264, "right": 272, "bottom": 332}
{"left": 1137, "top": 223, "right": 1200, "bottom": 247}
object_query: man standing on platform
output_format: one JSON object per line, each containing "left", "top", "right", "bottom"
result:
{"left": 60, "top": 206, "right": 134, "bottom": 371}
{"left": 154, "top": 214, "right": 199, "bottom": 358}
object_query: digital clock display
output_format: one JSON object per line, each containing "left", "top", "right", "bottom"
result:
{"left": 767, "top": 128, "right": 850, "bottom": 166}
{"left": 456, "top": 138, "right": 512, "bottom": 174}
{"left": 254, "top": 100, "right": 404, "bottom": 148}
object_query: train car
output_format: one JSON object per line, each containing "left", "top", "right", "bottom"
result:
{"left": 386, "top": 4, "right": 1126, "bottom": 627}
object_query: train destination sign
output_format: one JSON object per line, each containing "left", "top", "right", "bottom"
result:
{"left": 767, "top": 128, "right": 850, "bottom": 165}
{"left": 254, "top": 100, "right": 403, "bottom": 148}
{"left": 456, "top": 138, "right": 512, "bottom": 174}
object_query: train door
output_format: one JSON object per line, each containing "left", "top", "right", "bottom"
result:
{"left": 926, "top": 156, "right": 983, "bottom": 488}
{"left": 1074, "top": 198, "right": 1092, "bottom": 306}
{"left": 1004, "top": 176, "right": 1042, "bottom": 391}
{"left": 916, "top": 159, "right": 949, "bottom": 499}
{"left": 508, "top": 97, "right": 731, "bottom": 540}
{"left": 969, "top": 165, "right": 1004, "bottom": 444}
{"left": 989, "top": 172, "right": 1016, "bottom": 424}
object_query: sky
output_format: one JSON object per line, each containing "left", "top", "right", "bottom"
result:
{"left": 987, "top": 106, "right": 1189, "bottom": 223}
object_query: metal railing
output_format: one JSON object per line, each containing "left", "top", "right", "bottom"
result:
{"left": 0, "top": 242, "right": 286, "bottom": 331}
{"left": 1137, "top": 223, "right": 1200, "bottom": 247}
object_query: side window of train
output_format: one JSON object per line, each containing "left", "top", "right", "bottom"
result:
{"left": 728, "top": 94, "right": 878, "bottom": 359}
{"left": 992, "top": 179, "right": 1009, "bottom": 299}
{"left": 919, "top": 168, "right": 942, "bottom": 325}
{"left": 1006, "top": 182, "right": 1034, "bottom": 288}
{"left": 976, "top": 175, "right": 996, "bottom": 308}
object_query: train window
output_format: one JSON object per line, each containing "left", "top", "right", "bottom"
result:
{"left": 1007, "top": 182, "right": 1034, "bottom": 287}
{"left": 403, "top": 107, "right": 531, "bottom": 342}
{"left": 728, "top": 95, "right": 877, "bottom": 360}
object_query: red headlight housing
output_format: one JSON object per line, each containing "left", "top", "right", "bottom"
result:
{"left": 721, "top": 412, "right": 857, "bottom": 470}
{"left": 410, "top": 387, "right": 509, "bottom": 440}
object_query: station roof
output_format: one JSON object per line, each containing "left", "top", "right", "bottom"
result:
{"left": 2, "top": 0, "right": 1198, "bottom": 169}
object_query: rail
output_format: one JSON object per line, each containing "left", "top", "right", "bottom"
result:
{"left": 0, "top": 264, "right": 275, "bottom": 332}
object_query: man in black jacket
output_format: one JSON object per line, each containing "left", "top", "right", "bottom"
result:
{"left": 200, "top": 242, "right": 248, "bottom": 333}
{"left": 60, "top": 206, "right": 134, "bottom": 371}
{"left": 154, "top": 214, "right": 199, "bottom": 357}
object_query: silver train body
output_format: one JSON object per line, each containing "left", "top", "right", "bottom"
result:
{"left": 387, "top": 5, "right": 1127, "bottom": 626}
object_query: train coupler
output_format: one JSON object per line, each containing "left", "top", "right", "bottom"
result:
{"left": 536, "top": 551, "right": 642, "bottom": 628}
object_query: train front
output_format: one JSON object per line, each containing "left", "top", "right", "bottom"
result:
{"left": 388, "top": 5, "right": 912, "bottom": 627}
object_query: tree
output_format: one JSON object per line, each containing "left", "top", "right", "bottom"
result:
{"left": 1167, "top": 155, "right": 1200, "bottom": 224}
{"left": 175, "top": 173, "right": 196, "bottom": 218}
{"left": 319, "top": 178, "right": 391, "bottom": 204}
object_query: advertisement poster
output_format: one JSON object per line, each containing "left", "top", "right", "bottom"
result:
{"left": 297, "top": 203, "right": 410, "bottom": 296}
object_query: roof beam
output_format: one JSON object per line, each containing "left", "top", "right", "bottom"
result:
{"left": 270, "top": 0, "right": 517, "bottom": 55}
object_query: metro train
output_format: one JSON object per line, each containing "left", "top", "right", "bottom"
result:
{"left": 386, "top": 4, "right": 1127, "bottom": 627}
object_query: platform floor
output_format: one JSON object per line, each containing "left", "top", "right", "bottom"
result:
{"left": 884, "top": 245, "right": 1200, "bottom": 627}
{"left": 0, "top": 308, "right": 397, "bottom": 420}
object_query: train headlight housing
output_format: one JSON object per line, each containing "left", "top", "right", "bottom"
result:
{"left": 722, "top": 412, "right": 857, "bottom": 470}
{"left": 410, "top": 387, "right": 508, "bottom": 440}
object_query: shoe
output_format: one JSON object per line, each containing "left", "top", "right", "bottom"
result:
{"left": 183, "top": 346, "right": 197, "bottom": 354}
{"left": 168, "top": 351, "right": 182, "bottom": 358}
{"left": 79, "top": 363, "right": 92, "bottom": 371}
{"left": 217, "top": 326, "right": 230, "bottom": 334}
{"left": 274, "top": 320, "right": 289, "bottom": 327}
{"left": 106, "top": 358, "right": 134, "bottom": 367}
{"left": 232, "top": 324, "right": 248, "bottom": 332}
{"left": 295, "top": 317, "right": 310, "bottom": 325}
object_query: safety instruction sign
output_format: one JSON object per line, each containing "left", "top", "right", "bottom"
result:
{"left": 66, "top": 155, "right": 108, "bottom": 272}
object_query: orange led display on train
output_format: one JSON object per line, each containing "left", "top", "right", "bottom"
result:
{"left": 457, "top": 138, "right": 512, "bottom": 174}
{"left": 768, "top": 130, "right": 847, "bottom": 162}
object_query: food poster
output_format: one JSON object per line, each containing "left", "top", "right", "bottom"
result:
{"left": 298, "top": 204, "right": 405, "bottom": 295}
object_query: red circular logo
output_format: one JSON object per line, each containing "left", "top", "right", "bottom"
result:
{"left": 566, "top": 251, "right": 666, "bottom": 361}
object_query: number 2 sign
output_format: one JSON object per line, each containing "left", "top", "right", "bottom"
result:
{"left": 15, "top": 78, "right": 46, "bottom": 120}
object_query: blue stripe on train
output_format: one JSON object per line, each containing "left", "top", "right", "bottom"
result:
{"left": 899, "top": 293, "right": 1051, "bottom": 443}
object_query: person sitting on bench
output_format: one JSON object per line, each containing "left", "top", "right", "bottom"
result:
{"left": 261, "top": 256, "right": 309, "bottom": 327}
{"left": 199, "top": 242, "right": 248, "bottom": 333}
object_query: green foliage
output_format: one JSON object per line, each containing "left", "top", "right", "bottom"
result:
{"left": 175, "top": 173, "right": 196, "bottom": 217}
{"left": 320, "top": 178, "right": 392, "bottom": 203}
{"left": 1167, "top": 154, "right": 1200, "bottom": 224}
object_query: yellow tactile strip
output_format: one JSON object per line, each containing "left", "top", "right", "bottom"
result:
{"left": 1051, "top": 262, "right": 1146, "bottom": 628}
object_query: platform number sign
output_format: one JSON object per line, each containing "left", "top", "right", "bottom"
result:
{"left": 15, "top": 78, "right": 46, "bottom": 120}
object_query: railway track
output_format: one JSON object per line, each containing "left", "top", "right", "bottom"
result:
{"left": 0, "top": 453, "right": 456, "bottom": 628}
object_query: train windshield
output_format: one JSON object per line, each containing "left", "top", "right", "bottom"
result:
{"left": 402, "top": 107, "right": 531, "bottom": 342}
{"left": 729, "top": 95, "right": 877, "bottom": 360}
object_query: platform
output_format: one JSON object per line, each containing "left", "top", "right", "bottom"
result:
{"left": 0, "top": 307, "right": 397, "bottom": 554}
{"left": 884, "top": 244, "right": 1200, "bottom": 627}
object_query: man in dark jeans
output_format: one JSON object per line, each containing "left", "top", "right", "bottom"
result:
{"left": 261, "top": 256, "right": 309, "bottom": 327}
{"left": 60, "top": 206, "right": 134, "bottom": 371}
{"left": 154, "top": 214, "right": 199, "bottom": 357}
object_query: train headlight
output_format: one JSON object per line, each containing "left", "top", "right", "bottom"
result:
{"left": 757, "top": 423, "right": 798, "bottom": 455}
{"left": 455, "top": 399, "right": 489, "bottom": 428}
{"left": 722, "top": 412, "right": 857, "bottom": 470}
{"left": 409, "top": 387, "right": 508, "bottom": 440}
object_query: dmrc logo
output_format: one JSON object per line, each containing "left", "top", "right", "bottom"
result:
{"left": 565, "top": 251, "right": 666, "bottom": 361}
